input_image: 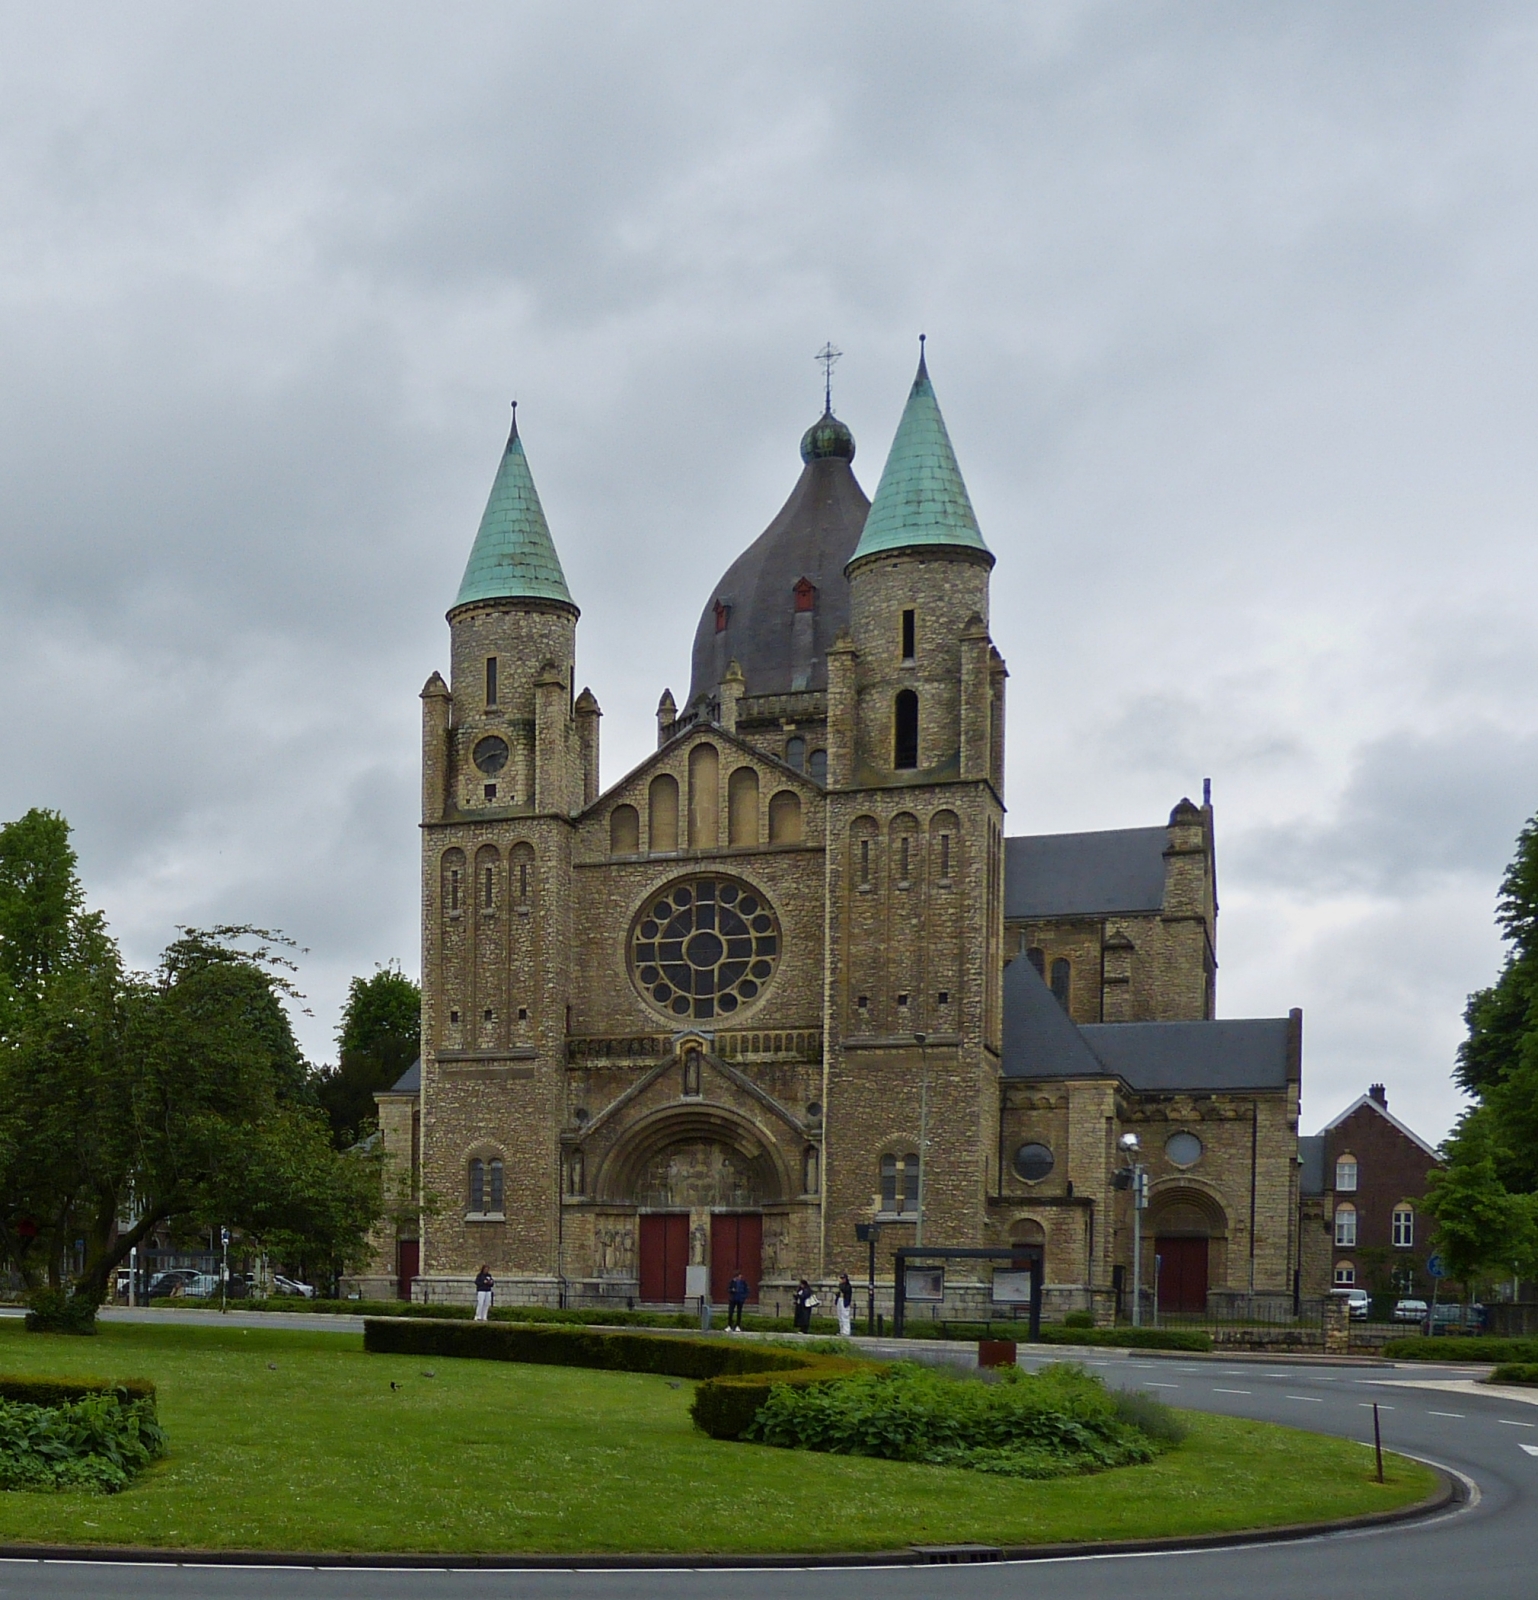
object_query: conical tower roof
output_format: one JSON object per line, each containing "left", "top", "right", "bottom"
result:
{"left": 451, "top": 406, "right": 575, "bottom": 615}
{"left": 846, "top": 345, "right": 991, "bottom": 569}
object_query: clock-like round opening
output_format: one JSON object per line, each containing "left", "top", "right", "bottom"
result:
{"left": 473, "top": 735, "right": 510, "bottom": 775}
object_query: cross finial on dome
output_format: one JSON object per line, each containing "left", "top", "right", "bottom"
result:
{"left": 815, "top": 341, "right": 843, "bottom": 415}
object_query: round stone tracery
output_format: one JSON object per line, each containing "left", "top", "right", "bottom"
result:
{"left": 630, "top": 875, "right": 780, "bottom": 1020}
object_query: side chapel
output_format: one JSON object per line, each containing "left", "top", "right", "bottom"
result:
{"left": 361, "top": 351, "right": 1311, "bottom": 1320}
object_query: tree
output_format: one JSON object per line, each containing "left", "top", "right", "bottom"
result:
{"left": 1429, "top": 810, "right": 1538, "bottom": 1281}
{"left": 312, "top": 964, "right": 421, "bottom": 1146}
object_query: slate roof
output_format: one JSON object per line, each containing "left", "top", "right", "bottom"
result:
{"left": 382, "top": 1058, "right": 421, "bottom": 1095}
{"left": 688, "top": 421, "right": 870, "bottom": 703}
{"left": 1297, "top": 1134, "right": 1326, "bottom": 1196}
{"left": 1004, "top": 827, "right": 1168, "bottom": 919}
{"left": 1317, "top": 1093, "right": 1439, "bottom": 1158}
{"left": 452, "top": 409, "right": 575, "bottom": 613}
{"left": 847, "top": 347, "right": 991, "bottom": 568}
{"left": 1002, "top": 957, "right": 1294, "bottom": 1093}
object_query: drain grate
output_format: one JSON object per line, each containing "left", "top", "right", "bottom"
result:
{"left": 911, "top": 1545, "right": 1003, "bottom": 1564}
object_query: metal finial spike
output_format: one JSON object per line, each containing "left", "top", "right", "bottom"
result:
{"left": 916, "top": 333, "right": 928, "bottom": 378}
{"left": 815, "top": 341, "right": 843, "bottom": 415}
{"left": 507, "top": 399, "right": 519, "bottom": 445}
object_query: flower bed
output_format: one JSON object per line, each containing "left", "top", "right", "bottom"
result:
{"left": 0, "top": 1376, "right": 163, "bottom": 1493}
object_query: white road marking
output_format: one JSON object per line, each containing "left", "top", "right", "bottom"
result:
{"left": 1428, "top": 1411, "right": 1464, "bottom": 1419}
{"left": 1521, "top": 1444, "right": 1538, "bottom": 1457}
{"left": 1213, "top": 1388, "right": 1251, "bottom": 1395}
{"left": 1358, "top": 1403, "right": 1395, "bottom": 1410}
{"left": 1499, "top": 1419, "right": 1535, "bottom": 1428}
{"left": 1144, "top": 1382, "right": 1179, "bottom": 1388}
{"left": 1286, "top": 1395, "right": 1323, "bottom": 1403}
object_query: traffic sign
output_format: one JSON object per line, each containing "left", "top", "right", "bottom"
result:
{"left": 1426, "top": 1253, "right": 1445, "bottom": 1279}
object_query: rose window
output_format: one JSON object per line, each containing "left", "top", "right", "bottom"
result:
{"left": 631, "top": 875, "right": 778, "bottom": 1020}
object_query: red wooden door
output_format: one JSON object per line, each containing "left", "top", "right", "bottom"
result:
{"left": 1155, "top": 1236, "right": 1208, "bottom": 1314}
{"left": 639, "top": 1214, "right": 689, "bottom": 1303}
{"left": 396, "top": 1240, "right": 419, "bottom": 1301}
{"left": 710, "top": 1214, "right": 763, "bottom": 1304}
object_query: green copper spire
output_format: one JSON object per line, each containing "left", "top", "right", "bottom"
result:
{"left": 846, "top": 341, "right": 992, "bottom": 569}
{"left": 451, "top": 405, "right": 575, "bottom": 614}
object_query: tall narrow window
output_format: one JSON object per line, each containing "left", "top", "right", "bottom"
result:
{"left": 894, "top": 689, "right": 919, "bottom": 769}
{"left": 880, "top": 1152, "right": 920, "bottom": 1213}
{"left": 483, "top": 866, "right": 495, "bottom": 909}
{"left": 1335, "top": 1203, "right": 1357, "bottom": 1247}
{"left": 488, "top": 1158, "right": 504, "bottom": 1213}
{"left": 899, "top": 836, "right": 910, "bottom": 881}
{"left": 485, "top": 657, "right": 498, "bottom": 707}
{"left": 1335, "top": 1155, "right": 1358, "bottom": 1192}
{"left": 808, "top": 748, "right": 827, "bottom": 784}
{"left": 901, "top": 609, "right": 915, "bottom": 661}
{"left": 1050, "top": 957, "right": 1070, "bottom": 1008}
{"left": 1392, "top": 1206, "right": 1414, "bottom": 1248}
{"left": 450, "top": 869, "right": 461, "bottom": 912}
{"left": 939, "top": 833, "right": 951, "bottom": 878}
{"left": 519, "top": 861, "right": 529, "bottom": 901}
{"left": 468, "top": 1159, "right": 485, "bottom": 1213}
{"left": 860, "top": 838, "right": 871, "bottom": 883}
{"left": 785, "top": 736, "right": 806, "bottom": 771}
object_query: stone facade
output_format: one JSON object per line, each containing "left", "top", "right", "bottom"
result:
{"left": 372, "top": 360, "right": 1319, "bottom": 1319}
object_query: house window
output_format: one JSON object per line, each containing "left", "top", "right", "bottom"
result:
{"left": 794, "top": 577, "right": 817, "bottom": 613}
{"left": 1334, "top": 1203, "right": 1357, "bottom": 1247}
{"left": 1334, "top": 1261, "right": 1356, "bottom": 1287}
{"left": 901, "top": 608, "right": 916, "bottom": 661}
{"left": 880, "top": 1152, "right": 921, "bottom": 1214}
{"left": 894, "top": 690, "right": 919, "bottom": 769}
{"left": 1392, "top": 1205, "right": 1415, "bottom": 1248}
{"left": 1335, "top": 1154, "right": 1358, "bottom": 1191}
{"left": 1050, "top": 958, "right": 1071, "bottom": 1009}
{"left": 485, "top": 657, "right": 498, "bottom": 707}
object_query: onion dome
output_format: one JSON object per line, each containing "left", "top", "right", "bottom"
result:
{"left": 689, "top": 413, "right": 869, "bottom": 704}
{"left": 451, "top": 405, "right": 576, "bottom": 616}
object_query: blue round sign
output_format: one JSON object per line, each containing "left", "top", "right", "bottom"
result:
{"left": 1426, "top": 1253, "right": 1445, "bottom": 1279}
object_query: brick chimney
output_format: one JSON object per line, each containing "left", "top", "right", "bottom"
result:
{"left": 1368, "top": 1083, "right": 1387, "bottom": 1107}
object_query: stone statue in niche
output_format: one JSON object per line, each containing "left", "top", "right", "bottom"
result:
{"left": 762, "top": 1216, "right": 787, "bottom": 1275}
{"left": 597, "top": 1224, "right": 635, "bottom": 1276}
{"left": 690, "top": 1221, "right": 707, "bottom": 1265}
{"left": 568, "top": 1149, "right": 584, "bottom": 1196}
{"left": 682, "top": 1047, "right": 702, "bottom": 1097}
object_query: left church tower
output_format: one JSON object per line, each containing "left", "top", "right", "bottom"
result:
{"left": 417, "top": 405, "right": 597, "bottom": 1301}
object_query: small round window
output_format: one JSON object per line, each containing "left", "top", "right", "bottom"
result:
{"left": 1165, "top": 1132, "right": 1202, "bottom": 1168}
{"left": 630, "top": 874, "right": 779, "bottom": 1021}
{"left": 1013, "top": 1142, "right": 1055, "bottom": 1182}
{"left": 473, "top": 735, "right": 510, "bottom": 775}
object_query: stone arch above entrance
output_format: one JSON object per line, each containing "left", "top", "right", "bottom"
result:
{"left": 1147, "top": 1185, "right": 1227, "bottom": 1313}
{"left": 593, "top": 1106, "right": 790, "bottom": 1209}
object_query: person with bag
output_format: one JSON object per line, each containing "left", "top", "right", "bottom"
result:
{"left": 835, "top": 1272, "right": 854, "bottom": 1337}
{"left": 793, "top": 1277, "right": 819, "bottom": 1334}
{"left": 473, "top": 1264, "right": 494, "bottom": 1322}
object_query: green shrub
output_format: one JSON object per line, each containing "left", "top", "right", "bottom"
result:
{"left": 744, "top": 1362, "right": 1171, "bottom": 1478}
{"left": 1490, "top": 1362, "right": 1538, "bottom": 1386}
{"left": 24, "top": 1289, "right": 100, "bottom": 1336}
{"left": 0, "top": 1377, "right": 155, "bottom": 1407}
{"left": 1110, "top": 1385, "right": 1188, "bottom": 1445}
{"left": 1383, "top": 1336, "right": 1538, "bottom": 1363}
{"left": 0, "top": 1390, "right": 165, "bottom": 1493}
{"left": 1063, "top": 1311, "right": 1095, "bottom": 1330}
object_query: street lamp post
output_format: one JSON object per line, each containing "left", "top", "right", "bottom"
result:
{"left": 1118, "top": 1133, "right": 1147, "bottom": 1327}
{"left": 855, "top": 1221, "right": 880, "bottom": 1336}
{"left": 914, "top": 1032, "right": 928, "bottom": 1249}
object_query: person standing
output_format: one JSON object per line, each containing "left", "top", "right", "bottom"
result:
{"left": 474, "top": 1264, "right": 494, "bottom": 1322}
{"left": 793, "top": 1278, "right": 818, "bottom": 1334}
{"left": 835, "top": 1272, "right": 854, "bottom": 1337}
{"left": 726, "top": 1268, "right": 749, "bottom": 1331}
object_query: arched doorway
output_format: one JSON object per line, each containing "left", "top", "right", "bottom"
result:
{"left": 1148, "top": 1192, "right": 1225, "bottom": 1315}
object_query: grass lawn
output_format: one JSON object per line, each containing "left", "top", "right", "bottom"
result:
{"left": 0, "top": 1319, "right": 1436, "bottom": 1555}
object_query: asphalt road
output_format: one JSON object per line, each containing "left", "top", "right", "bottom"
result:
{"left": 0, "top": 1347, "right": 1532, "bottom": 1600}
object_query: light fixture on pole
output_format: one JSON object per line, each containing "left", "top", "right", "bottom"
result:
{"left": 1117, "top": 1133, "right": 1147, "bottom": 1327}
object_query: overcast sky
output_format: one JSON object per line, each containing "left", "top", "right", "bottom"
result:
{"left": 3, "top": 3, "right": 1536, "bottom": 1144}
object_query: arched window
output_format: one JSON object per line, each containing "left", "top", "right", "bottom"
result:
{"left": 768, "top": 790, "right": 802, "bottom": 844}
{"left": 688, "top": 743, "right": 720, "bottom": 849}
{"left": 880, "top": 1151, "right": 920, "bottom": 1214}
{"left": 1050, "top": 958, "right": 1071, "bottom": 1009}
{"left": 649, "top": 773, "right": 679, "bottom": 852}
{"left": 610, "top": 804, "right": 640, "bottom": 854}
{"left": 1392, "top": 1205, "right": 1415, "bottom": 1249}
{"left": 728, "top": 766, "right": 759, "bottom": 846}
{"left": 1335, "top": 1154, "right": 1358, "bottom": 1191}
{"left": 488, "top": 1158, "right": 504, "bottom": 1213}
{"left": 1334, "top": 1203, "right": 1357, "bottom": 1247}
{"left": 1026, "top": 947, "right": 1045, "bottom": 978}
{"left": 1333, "top": 1261, "right": 1356, "bottom": 1287}
{"left": 468, "top": 1159, "right": 485, "bottom": 1213}
{"left": 785, "top": 736, "right": 806, "bottom": 771}
{"left": 894, "top": 689, "right": 919, "bottom": 769}
{"left": 808, "top": 748, "right": 827, "bottom": 785}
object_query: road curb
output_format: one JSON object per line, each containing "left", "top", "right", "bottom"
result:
{"left": 0, "top": 1463, "right": 1459, "bottom": 1570}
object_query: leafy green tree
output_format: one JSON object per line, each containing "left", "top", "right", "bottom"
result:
{"left": 312, "top": 964, "right": 421, "bottom": 1146}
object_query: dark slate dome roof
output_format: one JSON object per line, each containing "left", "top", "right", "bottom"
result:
{"left": 688, "top": 412, "right": 870, "bottom": 704}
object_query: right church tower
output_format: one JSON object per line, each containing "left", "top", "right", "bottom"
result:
{"left": 821, "top": 343, "right": 1010, "bottom": 1264}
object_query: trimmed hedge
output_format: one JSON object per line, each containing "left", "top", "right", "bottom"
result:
{"left": 0, "top": 1377, "right": 155, "bottom": 1408}
{"left": 1490, "top": 1362, "right": 1538, "bottom": 1386}
{"left": 1383, "top": 1336, "right": 1538, "bottom": 1363}
{"left": 362, "top": 1317, "right": 871, "bottom": 1440}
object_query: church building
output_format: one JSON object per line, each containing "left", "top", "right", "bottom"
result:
{"left": 368, "top": 351, "right": 1311, "bottom": 1322}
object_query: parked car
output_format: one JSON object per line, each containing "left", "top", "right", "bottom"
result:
{"left": 180, "top": 1273, "right": 223, "bottom": 1298}
{"left": 272, "top": 1275, "right": 316, "bottom": 1299}
{"left": 1332, "top": 1287, "right": 1371, "bottom": 1319}
{"left": 1431, "top": 1302, "right": 1486, "bottom": 1330}
{"left": 146, "top": 1269, "right": 201, "bottom": 1300}
{"left": 1392, "top": 1298, "right": 1429, "bottom": 1323}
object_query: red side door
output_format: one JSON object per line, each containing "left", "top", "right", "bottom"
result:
{"left": 710, "top": 1214, "right": 763, "bottom": 1304}
{"left": 639, "top": 1214, "right": 689, "bottom": 1303}
{"left": 396, "top": 1240, "right": 419, "bottom": 1301}
{"left": 1154, "top": 1236, "right": 1208, "bottom": 1314}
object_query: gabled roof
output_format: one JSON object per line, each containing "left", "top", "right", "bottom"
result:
{"left": 847, "top": 347, "right": 991, "bottom": 568}
{"left": 1298, "top": 1134, "right": 1326, "bottom": 1196}
{"left": 452, "top": 408, "right": 575, "bottom": 614}
{"left": 1317, "top": 1094, "right": 1439, "bottom": 1159}
{"left": 1001, "top": 956, "right": 1113, "bottom": 1081}
{"left": 1079, "top": 1019, "right": 1294, "bottom": 1093}
{"left": 381, "top": 1058, "right": 421, "bottom": 1096}
{"left": 1005, "top": 827, "right": 1168, "bottom": 919}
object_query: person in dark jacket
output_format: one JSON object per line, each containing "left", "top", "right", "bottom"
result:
{"left": 793, "top": 1278, "right": 818, "bottom": 1334}
{"left": 474, "top": 1265, "right": 494, "bottom": 1322}
{"left": 726, "top": 1268, "right": 750, "bottom": 1331}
